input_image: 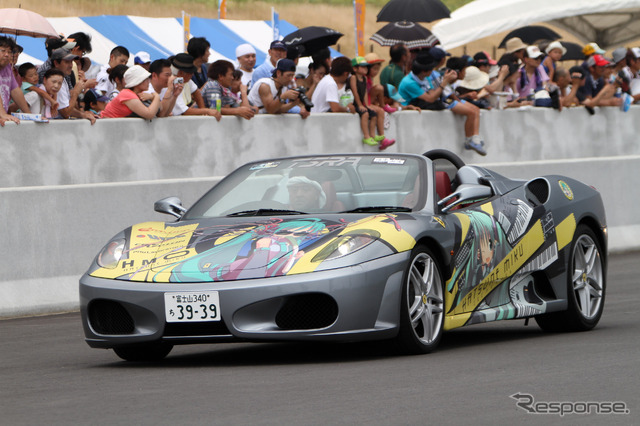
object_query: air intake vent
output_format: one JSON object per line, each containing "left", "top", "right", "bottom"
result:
{"left": 88, "top": 300, "right": 135, "bottom": 335}
{"left": 526, "top": 178, "right": 550, "bottom": 205}
{"left": 275, "top": 293, "right": 338, "bottom": 330}
{"left": 164, "top": 321, "right": 231, "bottom": 337}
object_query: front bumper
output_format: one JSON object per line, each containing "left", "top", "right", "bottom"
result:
{"left": 80, "top": 252, "right": 410, "bottom": 348}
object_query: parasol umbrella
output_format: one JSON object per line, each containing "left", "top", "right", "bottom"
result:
{"left": 282, "top": 26, "right": 343, "bottom": 57}
{"left": 370, "top": 21, "right": 439, "bottom": 49}
{"left": 377, "top": 0, "right": 450, "bottom": 23}
{"left": 559, "top": 41, "right": 584, "bottom": 61}
{"left": 498, "top": 25, "right": 561, "bottom": 48}
{"left": 0, "top": 8, "right": 58, "bottom": 38}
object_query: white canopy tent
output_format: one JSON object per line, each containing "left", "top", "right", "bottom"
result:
{"left": 432, "top": 0, "right": 640, "bottom": 50}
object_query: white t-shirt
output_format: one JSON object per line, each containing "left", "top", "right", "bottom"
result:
{"left": 57, "top": 79, "right": 70, "bottom": 111}
{"left": 310, "top": 75, "right": 339, "bottom": 113}
{"left": 95, "top": 64, "right": 115, "bottom": 97}
{"left": 171, "top": 80, "right": 198, "bottom": 116}
{"left": 247, "top": 77, "right": 278, "bottom": 113}
{"left": 238, "top": 68, "right": 254, "bottom": 90}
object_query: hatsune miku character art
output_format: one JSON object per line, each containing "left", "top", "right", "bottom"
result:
{"left": 448, "top": 210, "right": 511, "bottom": 310}
{"left": 171, "top": 218, "right": 335, "bottom": 282}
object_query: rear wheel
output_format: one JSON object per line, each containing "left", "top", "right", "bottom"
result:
{"left": 396, "top": 246, "right": 445, "bottom": 354}
{"left": 113, "top": 342, "right": 173, "bottom": 362}
{"left": 536, "top": 225, "right": 605, "bottom": 331}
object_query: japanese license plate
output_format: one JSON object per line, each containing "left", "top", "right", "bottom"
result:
{"left": 164, "top": 291, "right": 220, "bottom": 323}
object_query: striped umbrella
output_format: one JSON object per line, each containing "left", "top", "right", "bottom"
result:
{"left": 370, "top": 21, "right": 439, "bottom": 49}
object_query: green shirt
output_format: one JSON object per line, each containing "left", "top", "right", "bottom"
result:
{"left": 380, "top": 63, "right": 405, "bottom": 89}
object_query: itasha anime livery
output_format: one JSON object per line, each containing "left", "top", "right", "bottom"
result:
{"left": 80, "top": 151, "right": 607, "bottom": 361}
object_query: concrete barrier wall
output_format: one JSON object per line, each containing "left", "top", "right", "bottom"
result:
{"left": 2, "top": 106, "right": 639, "bottom": 188}
{"left": 1, "top": 107, "right": 638, "bottom": 317}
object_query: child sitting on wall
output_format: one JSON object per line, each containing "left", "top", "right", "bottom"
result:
{"left": 348, "top": 56, "right": 395, "bottom": 151}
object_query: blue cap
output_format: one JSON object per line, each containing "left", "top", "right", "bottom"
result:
{"left": 429, "top": 47, "right": 450, "bottom": 61}
{"left": 270, "top": 40, "right": 287, "bottom": 50}
{"left": 385, "top": 84, "right": 405, "bottom": 103}
{"left": 272, "top": 58, "right": 297, "bottom": 77}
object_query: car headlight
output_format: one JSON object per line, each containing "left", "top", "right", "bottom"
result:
{"left": 97, "top": 239, "right": 126, "bottom": 269}
{"left": 312, "top": 231, "right": 379, "bottom": 262}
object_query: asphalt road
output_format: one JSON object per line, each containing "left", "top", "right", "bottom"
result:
{"left": 1, "top": 252, "right": 638, "bottom": 425}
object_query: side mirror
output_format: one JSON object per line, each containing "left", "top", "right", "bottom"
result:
{"left": 438, "top": 184, "right": 493, "bottom": 212}
{"left": 154, "top": 196, "right": 187, "bottom": 218}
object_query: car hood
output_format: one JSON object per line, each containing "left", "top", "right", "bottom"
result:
{"left": 90, "top": 214, "right": 416, "bottom": 283}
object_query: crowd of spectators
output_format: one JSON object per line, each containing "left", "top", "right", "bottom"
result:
{"left": 375, "top": 37, "right": 640, "bottom": 155}
{"left": 2, "top": 31, "right": 640, "bottom": 155}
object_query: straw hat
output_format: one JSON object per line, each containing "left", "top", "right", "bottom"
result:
{"left": 505, "top": 37, "right": 527, "bottom": 53}
{"left": 364, "top": 52, "right": 385, "bottom": 64}
{"left": 457, "top": 66, "right": 489, "bottom": 91}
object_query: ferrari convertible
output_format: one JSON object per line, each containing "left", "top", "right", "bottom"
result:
{"left": 80, "top": 150, "right": 607, "bottom": 361}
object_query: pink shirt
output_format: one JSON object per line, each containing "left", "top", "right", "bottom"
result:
{"left": 100, "top": 89, "right": 138, "bottom": 118}
{"left": 0, "top": 64, "right": 19, "bottom": 112}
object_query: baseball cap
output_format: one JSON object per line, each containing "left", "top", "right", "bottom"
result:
{"left": 473, "top": 51, "right": 497, "bottom": 66}
{"left": 351, "top": 56, "right": 369, "bottom": 67}
{"left": 612, "top": 47, "right": 627, "bottom": 64}
{"left": 84, "top": 88, "right": 109, "bottom": 104}
{"left": 272, "top": 58, "right": 296, "bottom": 76}
{"left": 583, "top": 42, "right": 605, "bottom": 56}
{"left": 428, "top": 47, "right": 450, "bottom": 61}
{"left": 236, "top": 43, "right": 256, "bottom": 58}
{"left": 384, "top": 84, "right": 405, "bottom": 102}
{"left": 270, "top": 40, "right": 287, "bottom": 51}
{"left": 592, "top": 54, "right": 610, "bottom": 67}
{"left": 630, "top": 47, "right": 640, "bottom": 59}
{"left": 134, "top": 51, "right": 151, "bottom": 65}
{"left": 526, "top": 45, "right": 544, "bottom": 59}
{"left": 51, "top": 48, "right": 79, "bottom": 62}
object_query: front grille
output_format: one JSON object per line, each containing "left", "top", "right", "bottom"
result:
{"left": 164, "top": 320, "right": 231, "bottom": 336}
{"left": 275, "top": 293, "right": 338, "bottom": 330}
{"left": 88, "top": 300, "right": 135, "bottom": 335}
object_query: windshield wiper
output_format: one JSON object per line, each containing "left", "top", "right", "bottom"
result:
{"left": 227, "top": 209, "right": 306, "bottom": 217}
{"left": 340, "top": 206, "right": 412, "bottom": 213}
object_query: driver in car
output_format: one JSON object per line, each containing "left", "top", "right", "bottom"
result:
{"left": 287, "top": 176, "right": 327, "bottom": 212}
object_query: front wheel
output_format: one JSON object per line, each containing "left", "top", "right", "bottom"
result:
{"left": 536, "top": 225, "right": 606, "bottom": 332}
{"left": 113, "top": 342, "right": 173, "bottom": 362}
{"left": 396, "top": 246, "right": 445, "bottom": 354}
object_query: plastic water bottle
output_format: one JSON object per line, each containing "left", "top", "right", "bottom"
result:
{"left": 210, "top": 93, "right": 221, "bottom": 112}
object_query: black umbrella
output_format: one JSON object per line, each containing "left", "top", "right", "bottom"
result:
{"left": 498, "top": 25, "right": 561, "bottom": 48}
{"left": 537, "top": 39, "right": 584, "bottom": 61}
{"left": 370, "top": 21, "right": 439, "bottom": 49}
{"left": 377, "top": 0, "right": 450, "bottom": 23}
{"left": 559, "top": 41, "right": 584, "bottom": 61}
{"left": 282, "top": 26, "right": 343, "bottom": 57}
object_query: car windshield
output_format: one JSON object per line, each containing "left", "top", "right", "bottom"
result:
{"left": 184, "top": 155, "right": 427, "bottom": 219}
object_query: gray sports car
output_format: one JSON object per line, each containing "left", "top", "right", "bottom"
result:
{"left": 80, "top": 150, "right": 607, "bottom": 361}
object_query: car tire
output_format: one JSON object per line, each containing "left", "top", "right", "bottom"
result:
{"left": 113, "top": 342, "right": 173, "bottom": 362}
{"left": 536, "top": 224, "right": 606, "bottom": 332}
{"left": 396, "top": 245, "right": 445, "bottom": 354}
